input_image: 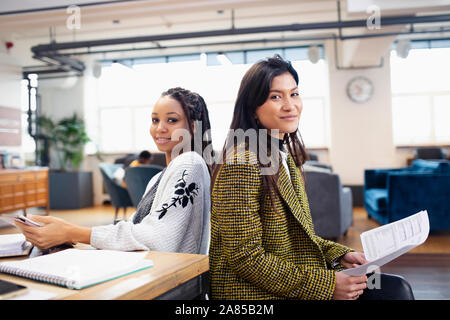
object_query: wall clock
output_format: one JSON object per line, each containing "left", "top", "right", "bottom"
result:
{"left": 346, "top": 76, "right": 374, "bottom": 103}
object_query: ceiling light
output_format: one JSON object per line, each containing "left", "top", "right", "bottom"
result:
{"left": 307, "top": 45, "right": 320, "bottom": 64}
{"left": 200, "top": 52, "right": 207, "bottom": 65}
{"left": 93, "top": 61, "right": 102, "bottom": 78}
{"left": 396, "top": 39, "right": 411, "bottom": 59}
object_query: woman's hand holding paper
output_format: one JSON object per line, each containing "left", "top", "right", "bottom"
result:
{"left": 339, "top": 252, "right": 368, "bottom": 269}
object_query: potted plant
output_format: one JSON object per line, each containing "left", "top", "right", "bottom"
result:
{"left": 38, "top": 113, "right": 93, "bottom": 209}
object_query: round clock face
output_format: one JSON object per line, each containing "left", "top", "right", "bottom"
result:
{"left": 346, "top": 76, "right": 374, "bottom": 103}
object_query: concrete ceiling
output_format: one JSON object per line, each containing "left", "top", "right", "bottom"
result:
{"left": 1, "top": 0, "right": 450, "bottom": 67}
{"left": 1, "top": 0, "right": 342, "bottom": 39}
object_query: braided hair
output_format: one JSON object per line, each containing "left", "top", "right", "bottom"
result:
{"left": 161, "top": 87, "right": 214, "bottom": 172}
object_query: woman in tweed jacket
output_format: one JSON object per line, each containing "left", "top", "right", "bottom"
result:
{"left": 210, "top": 55, "right": 368, "bottom": 300}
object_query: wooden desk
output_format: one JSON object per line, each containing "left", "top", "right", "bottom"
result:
{"left": 0, "top": 168, "right": 49, "bottom": 216}
{"left": 0, "top": 249, "right": 209, "bottom": 300}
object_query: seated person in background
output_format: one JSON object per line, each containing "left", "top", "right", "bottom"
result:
{"left": 129, "top": 150, "right": 152, "bottom": 167}
{"left": 15, "top": 87, "right": 213, "bottom": 254}
{"left": 112, "top": 165, "right": 127, "bottom": 187}
{"left": 113, "top": 150, "right": 153, "bottom": 187}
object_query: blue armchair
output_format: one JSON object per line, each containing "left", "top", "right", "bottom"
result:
{"left": 99, "top": 163, "right": 134, "bottom": 221}
{"left": 124, "top": 165, "right": 164, "bottom": 207}
{"left": 364, "top": 159, "right": 450, "bottom": 230}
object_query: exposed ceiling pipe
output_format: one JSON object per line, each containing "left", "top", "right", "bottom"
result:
{"left": 29, "top": 13, "right": 450, "bottom": 75}
{"left": 32, "top": 13, "right": 450, "bottom": 53}
{"left": 59, "top": 34, "right": 336, "bottom": 56}
{"left": 32, "top": 52, "right": 85, "bottom": 74}
{"left": 0, "top": 0, "right": 145, "bottom": 15}
{"left": 53, "top": 26, "right": 450, "bottom": 58}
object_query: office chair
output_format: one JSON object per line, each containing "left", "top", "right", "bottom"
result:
{"left": 307, "top": 152, "right": 319, "bottom": 161}
{"left": 124, "top": 165, "right": 164, "bottom": 207}
{"left": 359, "top": 273, "right": 415, "bottom": 300}
{"left": 99, "top": 163, "right": 133, "bottom": 221}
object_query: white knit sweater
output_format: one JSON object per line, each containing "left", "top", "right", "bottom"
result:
{"left": 91, "top": 152, "right": 211, "bottom": 254}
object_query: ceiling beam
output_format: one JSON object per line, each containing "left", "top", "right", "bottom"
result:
{"left": 31, "top": 13, "right": 450, "bottom": 53}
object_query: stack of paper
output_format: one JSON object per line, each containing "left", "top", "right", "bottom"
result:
{"left": 0, "top": 234, "right": 32, "bottom": 258}
{"left": 341, "top": 210, "right": 429, "bottom": 276}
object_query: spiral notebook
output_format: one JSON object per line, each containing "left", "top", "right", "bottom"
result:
{"left": 0, "top": 249, "right": 153, "bottom": 289}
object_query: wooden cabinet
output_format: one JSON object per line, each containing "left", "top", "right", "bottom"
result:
{"left": 0, "top": 168, "right": 49, "bottom": 215}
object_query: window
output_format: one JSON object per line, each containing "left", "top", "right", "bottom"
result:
{"left": 91, "top": 46, "right": 330, "bottom": 154}
{"left": 99, "top": 108, "right": 133, "bottom": 152}
{"left": 390, "top": 44, "right": 450, "bottom": 145}
{"left": 434, "top": 95, "right": 450, "bottom": 142}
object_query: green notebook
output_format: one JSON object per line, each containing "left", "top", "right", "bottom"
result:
{"left": 0, "top": 249, "right": 153, "bottom": 289}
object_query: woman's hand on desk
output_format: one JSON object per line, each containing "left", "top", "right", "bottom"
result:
{"left": 14, "top": 215, "right": 91, "bottom": 250}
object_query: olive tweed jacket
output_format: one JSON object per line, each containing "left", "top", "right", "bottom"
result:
{"left": 210, "top": 150, "right": 353, "bottom": 300}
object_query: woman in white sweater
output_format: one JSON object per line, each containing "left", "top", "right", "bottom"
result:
{"left": 16, "top": 87, "right": 213, "bottom": 254}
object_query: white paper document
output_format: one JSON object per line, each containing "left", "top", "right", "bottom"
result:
{"left": 0, "top": 215, "right": 18, "bottom": 226}
{"left": 340, "top": 210, "right": 429, "bottom": 276}
{"left": 0, "top": 234, "right": 32, "bottom": 257}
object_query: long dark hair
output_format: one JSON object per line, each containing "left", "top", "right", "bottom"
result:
{"left": 212, "top": 54, "right": 308, "bottom": 199}
{"left": 161, "top": 87, "right": 214, "bottom": 173}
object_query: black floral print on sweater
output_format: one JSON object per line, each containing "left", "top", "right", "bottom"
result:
{"left": 156, "top": 170, "right": 199, "bottom": 220}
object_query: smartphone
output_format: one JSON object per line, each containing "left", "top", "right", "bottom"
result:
{"left": 15, "top": 215, "right": 43, "bottom": 227}
{"left": 0, "top": 279, "right": 28, "bottom": 300}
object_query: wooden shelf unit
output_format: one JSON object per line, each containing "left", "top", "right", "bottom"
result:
{"left": 0, "top": 168, "right": 50, "bottom": 215}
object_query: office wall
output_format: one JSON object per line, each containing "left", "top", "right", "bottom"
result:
{"left": 38, "top": 62, "right": 107, "bottom": 206}
{"left": 0, "top": 59, "right": 21, "bottom": 108}
{"left": 0, "top": 51, "right": 23, "bottom": 153}
{"left": 39, "top": 77, "right": 84, "bottom": 120}
{"left": 325, "top": 40, "right": 398, "bottom": 185}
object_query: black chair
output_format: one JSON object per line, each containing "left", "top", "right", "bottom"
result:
{"left": 414, "top": 147, "right": 446, "bottom": 160}
{"left": 307, "top": 152, "right": 319, "bottom": 161}
{"left": 149, "top": 152, "right": 167, "bottom": 167}
{"left": 304, "top": 160, "right": 333, "bottom": 172}
{"left": 99, "top": 163, "right": 133, "bottom": 221}
{"left": 124, "top": 165, "right": 164, "bottom": 207}
{"left": 359, "top": 273, "right": 415, "bottom": 300}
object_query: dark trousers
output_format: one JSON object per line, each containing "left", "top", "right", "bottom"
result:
{"left": 358, "top": 273, "right": 415, "bottom": 300}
